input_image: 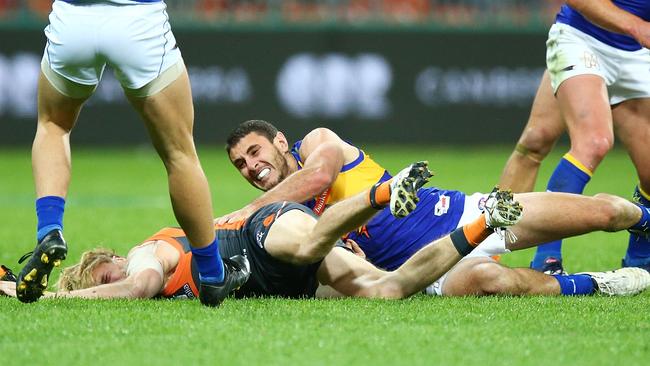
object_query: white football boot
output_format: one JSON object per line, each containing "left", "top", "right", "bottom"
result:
{"left": 482, "top": 187, "right": 523, "bottom": 244}
{"left": 578, "top": 267, "right": 650, "bottom": 296}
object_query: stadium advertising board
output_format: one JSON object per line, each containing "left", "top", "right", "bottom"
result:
{"left": 0, "top": 30, "right": 546, "bottom": 145}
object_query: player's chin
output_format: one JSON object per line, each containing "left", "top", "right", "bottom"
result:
{"left": 257, "top": 178, "right": 279, "bottom": 192}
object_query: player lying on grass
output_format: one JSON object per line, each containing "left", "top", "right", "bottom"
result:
{"left": 3, "top": 164, "right": 650, "bottom": 300}
{"left": 0, "top": 163, "right": 525, "bottom": 300}
{"left": 219, "top": 120, "right": 650, "bottom": 297}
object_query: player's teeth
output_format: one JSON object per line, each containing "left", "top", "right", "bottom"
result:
{"left": 257, "top": 168, "right": 270, "bottom": 180}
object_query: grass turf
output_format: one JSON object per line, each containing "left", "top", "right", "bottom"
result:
{"left": 0, "top": 145, "right": 647, "bottom": 366}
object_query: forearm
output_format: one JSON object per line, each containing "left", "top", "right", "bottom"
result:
{"left": 568, "top": 0, "right": 645, "bottom": 36}
{"left": 250, "top": 167, "right": 331, "bottom": 209}
{"left": 45, "top": 279, "right": 156, "bottom": 299}
{"left": 392, "top": 239, "right": 462, "bottom": 297}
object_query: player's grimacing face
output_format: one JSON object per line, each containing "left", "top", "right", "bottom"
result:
{"left": 229, "top": 132, "right": 290, "bottom": 191}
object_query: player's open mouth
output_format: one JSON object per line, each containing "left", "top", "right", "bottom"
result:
{"left": 257, "top": 167, "right": 271, "bottom": 180}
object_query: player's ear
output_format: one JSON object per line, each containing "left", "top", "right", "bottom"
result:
{"left": 274, "top": 132, "right": 289, "bottom": 152}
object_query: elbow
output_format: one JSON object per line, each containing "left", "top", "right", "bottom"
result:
{"left": 309, "top": 169, "right": 335, "bottom": 192}
{"left": 128, "top": 282, "right": 156, "bottom": 299}
{"left": 128, "top": 285, "right": 149, "bottom": 299}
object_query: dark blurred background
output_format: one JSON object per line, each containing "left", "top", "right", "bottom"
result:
{"left": 0, "top": 0, "right": 563, "bottom": 145}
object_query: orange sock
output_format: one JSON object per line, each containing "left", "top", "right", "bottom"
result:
{"left": 368, "top": 180, "right": 392, "bottom": 208}
{"left": 450, "top": 214, "right": 494, "bottom": 256}
{"left": 462, "top": 214, "right": 491, "bottom": 245}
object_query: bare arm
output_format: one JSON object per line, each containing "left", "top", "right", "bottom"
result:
{"left": 45, "top": 269, "right": 164, "bottom": 299}
{"left": 256, "top": 128, "right": 347, "bottom": 204}
{"left": 217, "top": 128, "right": 354, "bottom": 224}
{"left": 567, "top": 0, "right": 650, "bottom": 47}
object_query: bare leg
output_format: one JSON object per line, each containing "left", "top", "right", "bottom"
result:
{"left": 499, "top": 70, "right": 564, "bottom": 192}
{"left": 17, "top": 71, "right": 90, "bottom": 303}
{"left": 614, "top": 99, "right": 650, "bottom": 195}
{"left": 442, "top": 257, "right": 560, "bottom": 296}
{"left": 530, "top": 75, "right": 614, "bottom": 270}
{"left": 263, "top": 192, "right": 380, "bottom": 264}
{"left": 316, "top": 237, "right": 464, "bottom": 299}
{"left": 126, "top": 68, "right": 215, "bottom": 248}
{"left": 613, "top": 98, "right": 650, "bottom": 264}
{"left": 508, "top": 192, "right": 642, "bottom": 250}
{"left": 557, "top": 75, "right": 613, "bottom": 172}
{"left": 265, "top": 162, "right": 431, "bottom": 263}
{"left": 33, "top": 71, "right": 87, "bottom": 199}
{"left": 316, "top": 189, "right": 522, "bottom": 299}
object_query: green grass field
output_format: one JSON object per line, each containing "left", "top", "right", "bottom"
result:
{"left": 0, "top": 145, "right": 647, "bottom": 366}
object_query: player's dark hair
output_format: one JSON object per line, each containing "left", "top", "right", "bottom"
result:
{"left": 226, "top": 120, "right": 279, "bottom": 152}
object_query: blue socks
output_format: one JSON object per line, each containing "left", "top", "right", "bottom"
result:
{"left": 553, "top": 274, "right": 596, "bottom": 296}
{"left": 624, "top": 186, "right": 650, "bottom": 265}
{"left": 192, "top": 239, "right": 225, "bottom": 284}
{"left": 531, "top": 154, "right": 592, "bottom": 269}
{"left": 36, "top": 196, "right": 65, "bottom": 241}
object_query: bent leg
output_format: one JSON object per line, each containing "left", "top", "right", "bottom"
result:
{"left": 499, "top": 70, "right": 564, "bottom": 193}
{"left": 441, "top": 257, "right": 561, "bottom": 296}
{"left": 265, "top": 162, "right": 431, "bottom": 264}
{"left": 264, "top": 191, "right": 387, "bottom": 264}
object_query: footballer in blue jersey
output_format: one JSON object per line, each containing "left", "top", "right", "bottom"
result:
{"left": 508, "top": 0, "right": 650, "bottom": 274}
{"left": 223, "top": 120, "right": 650, "bottom": 297}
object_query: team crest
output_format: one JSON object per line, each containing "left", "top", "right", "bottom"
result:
{"left": 434, "top": 194, "right": 450, "bottom": 216}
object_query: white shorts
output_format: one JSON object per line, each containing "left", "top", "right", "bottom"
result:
{"left": 546, "top": 23, "right": 650, "bottom": 105}
{"left": 42, "top": 0, "right": 182, "bottom": 96}
{"left": 425, "top": 192, "right": 509, "bottom": 296}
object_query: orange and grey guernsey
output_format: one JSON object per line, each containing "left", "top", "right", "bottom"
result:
{"left": 290, "top": 140, "right": 391, "bottom": 215}
{"left": 144, "top": 202, "right": 323, "bottom": 300}
{"left": 143, "top": 221, "right": 248, "bottom": 300}
{"left": 143, "top": 227, "right": 202, "bottom": 299}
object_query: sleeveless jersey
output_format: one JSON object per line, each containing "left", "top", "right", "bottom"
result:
{"left": 291, "top": 140, "right": 466, "bottom": 270}
{"left": 556, "top": 1, "right": 650, "bottom": 51}
{"left": 291, "top": 140, "right": 391, "bottom": 215}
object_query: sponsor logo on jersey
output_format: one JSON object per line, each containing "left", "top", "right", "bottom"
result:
{"left": 312, "top": 189, "right": 331, "bottom": 216}
{"left": 171, "top": 283, "right": 195, "bottom": 299}
{"left": 256, "top": 230, "right": 265, "bottom": 248}
{"left": 434, "top": 194, "right": 450, "bottom": 216}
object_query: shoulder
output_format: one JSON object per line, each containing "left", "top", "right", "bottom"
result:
{"left": 299, "top": 128, "right": 356, "bottom": 159}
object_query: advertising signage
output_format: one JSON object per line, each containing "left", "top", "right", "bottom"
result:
{"left": 0, "top": 30, "right": 546, "bottom": 145}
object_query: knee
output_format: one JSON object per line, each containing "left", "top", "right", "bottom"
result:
{"left": 572, "top": 135, "right": 613, "bottom": 163}
{"left": 592, "top": 193, "right": 629, "bottom": 231}
{"left": 517, "top": 123, "right": 560, "bottom": 159}
{"left": 467, "top": 262, "right": 513, "bottom": 295}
